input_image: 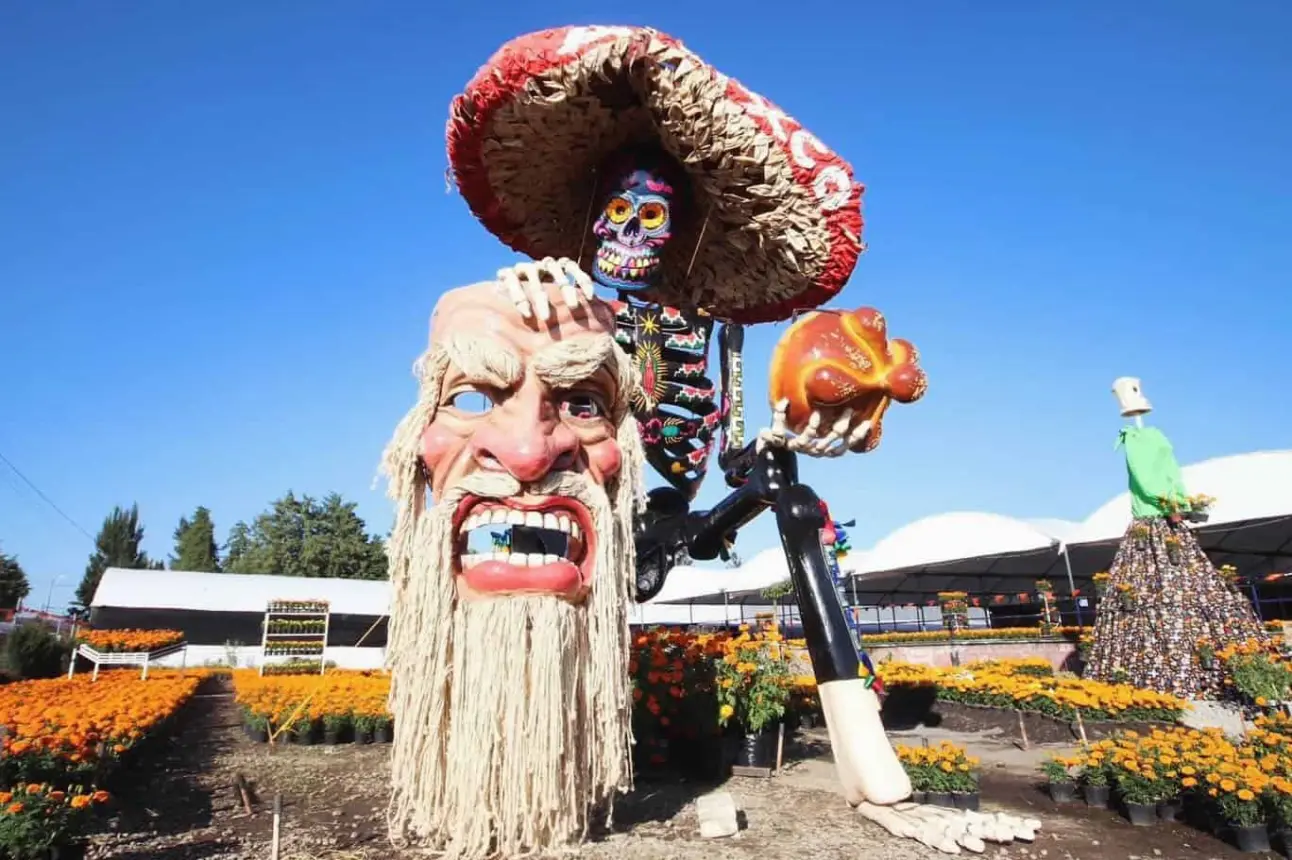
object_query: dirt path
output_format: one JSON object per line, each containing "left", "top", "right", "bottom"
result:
{"left": 87, "top": 683, "right": 1283, "bottom": 860}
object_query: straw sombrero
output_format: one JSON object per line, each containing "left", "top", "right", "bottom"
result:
{"left": 447, "top": 25, "right": 865, "bottom": 324}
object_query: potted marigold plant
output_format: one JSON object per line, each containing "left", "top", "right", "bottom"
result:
{"left": 1092, "top": 571, "right": 1110, "bottom": 598}
{"left": 1040, "top": 755, "right": 1078, "bottom": 803}
{"left": 1114, "top": 759, "right": 1170, "bottom": 826}
{"left": 372, "top": 715, "right": 393, "bottom": 744}
{"left": 944, "top": 746, "right": 981, "bottom": 811}
{"left": 291, "top": 715, "right": 317, "bottom": 746}
{"left": 895, "top": 744, "right": 933, "bottom": 804}
{"left": 1163, "top": 534, "right": 1183, "bottom": 564}
{"left": 937, "top": 591, "right": 970, "bottom": 634}
{"left": 1080, "top": 753, "right": 1111, "bottom": 808}
{"left": 1197, "top": 637, "right": 1216, "bottom": 670}
{"left": 1216, "top": 779, "right": 1270, "bottom": 852}
{"left": 242, "top": 709, "right": 270, "bottom": 743}
{"left": 1222, "top": 642, "right": 1292, "bottom": 709}
{"left": 1076, "top": 632, "right": 1094, "bottom": 664}
{"left": 322, "top": 712, "right": 350, "bottom": 745}
{"left": 1185, "top": 493, "right": 1215, "bottom": 523}
{"left": 353, "top": 713, "right": 376, "bottom": 745}
{"left": 714, "top": 627, "right": 792, "bottom": 769}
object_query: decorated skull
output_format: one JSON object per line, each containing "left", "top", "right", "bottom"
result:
{"left": 591, "top": 148, "right": 686, "bottom": 292}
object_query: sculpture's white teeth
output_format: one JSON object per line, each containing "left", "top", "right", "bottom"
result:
{"left": 456, "top": 504, "right": 586, "bottom": 567}
{"left": 459, "top": 551, "right": 572, "bottom": 569}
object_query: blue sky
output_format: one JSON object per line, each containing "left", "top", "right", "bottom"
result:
{"left": 2, "top": 1, "right": 1289, "bottom": 610}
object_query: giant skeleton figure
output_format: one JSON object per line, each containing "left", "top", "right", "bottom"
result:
{"left": 496, "top": 147, "right": 876, "bottom": 597}
{"left": 392, "top": 24, "right": 1045, "bottom": 857}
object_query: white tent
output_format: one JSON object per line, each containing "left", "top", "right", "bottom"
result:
{"left": 92, "top": 568, "right": 391, "bottom": 616}
{"left": 844, "top": 512, "right": 1067, "bottom": 603}
{"left": 1063, "top": 450, "right": 1292, "bottom": 581}
{"left": 1072, "top": 450, "right": 1292, "bottom": 543}
{"left": 652, "top": 547, "right": 814, "bottom": 605}
{"left": 654, "top": 449, "right": 1292, "bottom": 609}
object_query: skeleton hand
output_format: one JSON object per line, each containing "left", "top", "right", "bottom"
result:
{"left": 756, "top": 398, "right": 871, "bottom": 457}
{"left": 495, "top": 257, "right": 596, "bottom": 322}
{"left": 856, "top": 802, "right": 1040, "bottom": 855}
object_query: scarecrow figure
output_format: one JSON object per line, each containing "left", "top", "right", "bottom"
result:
{"left": 387, "top": 24, "right": 1045, "bottom": 857}
{"left": 1085, "top": 378, "right": 1267, "bottom": 697}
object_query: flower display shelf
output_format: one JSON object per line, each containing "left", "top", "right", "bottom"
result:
{"left": 259, "top": 599, "right": 331, "bottom": 676}
{"left": 67, "top": 639, "right": 188, "bottom": 681}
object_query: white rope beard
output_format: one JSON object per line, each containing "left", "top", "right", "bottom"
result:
{"left": 386, "top": 462, "right": 639, "bottom": 859}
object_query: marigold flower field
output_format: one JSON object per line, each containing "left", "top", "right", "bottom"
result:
{"left": 0, "top": 670, "right": 198, "bottom": 856}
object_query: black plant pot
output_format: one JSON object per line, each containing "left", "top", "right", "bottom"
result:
{"left": 1049, "top": 781, "right": 1077, "bottom": 803}
{"left": 952, "top": 792, "right": 980, "bottom": 811}
{"left": 294, "top": 726, "right": 316, "bottom": 746}
{"left": 1125, "top": 801, "right": 1157, "bottom": 826}
{"left": 355, "top": 727, "right": 373, "bottom": 745}
{"left": 1274, "top": 828, "right": 1292, "bottom": 859}
{"left": 909, "top": 790, "right": 927, "bottom": 804}
{"left": 735, "top": 730, "right": 776, "bottom": 769}
{"left": 1084, "top": 784, "right": 1110, "bottom": 807}
{"left": 323, "top": 729, "right": 341, "bottom": 746}
{"left": 374, "top": 724, "right": 391, "bottom": 744}
{"left": 249, "top": 726, "right": 269, "bottom": 744}
{"left": 1233, "top": 824, "right": 1271, "bottom": 853}
{"left": 926, "top": 791, "right": 953, "bottom": 807}
{"left": 1158, "top": 797, "right": 1183, "bottom": 822}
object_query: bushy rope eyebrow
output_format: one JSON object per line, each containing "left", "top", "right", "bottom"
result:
{"left": 440, "top": 334, "right": 523, "bottom": 390}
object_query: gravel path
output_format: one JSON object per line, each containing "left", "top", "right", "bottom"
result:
{"left": 84, "top": 680, "right": 1274, "bottom": 860}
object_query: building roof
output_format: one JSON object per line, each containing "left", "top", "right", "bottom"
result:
{"left": 91, "top": 567, "right": 391, "bottom": 616}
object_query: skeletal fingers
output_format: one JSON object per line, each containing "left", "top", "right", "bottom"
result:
{"left": 759, "top": 404, "right": 870, "bottom": 458}
{"left": 496, "top": 257, "right": 595, "bottom": 321}
{"left": 756, "top": 399, "right": 792, "bottom": 452}
{"left": 859, "top": 804, "right": 1041, "bottom": 855}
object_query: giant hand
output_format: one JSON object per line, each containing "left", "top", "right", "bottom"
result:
{"left": 760, "top": 307, "right": 927, "bottom": 456}
{"left": 494, "top": 256, "right": 598, "bottom": 321}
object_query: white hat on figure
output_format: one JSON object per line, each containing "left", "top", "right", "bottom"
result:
{"left": 1112, "top": 377, "right": 1153, "bottom": 418}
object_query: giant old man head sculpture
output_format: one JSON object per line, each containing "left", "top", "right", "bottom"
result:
{"left": 380, "top": 277, "right": 643, "bottom": 858}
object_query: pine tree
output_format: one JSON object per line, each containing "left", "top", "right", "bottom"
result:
{"left": 171, "top": 506, "right": 221, "bottom": 572}
{"left": 75, "top": 504, "right": 158, "bottom": 607}
{"left": 0, "top": 545, "right": 30, "bottom": 610}
{"left": 224, "top": 491, "right": 387, "bottom": 579}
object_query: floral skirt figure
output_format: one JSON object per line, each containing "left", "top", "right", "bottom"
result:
{"left": 1085, "top": 517, "right": 1267, "bottom": 697}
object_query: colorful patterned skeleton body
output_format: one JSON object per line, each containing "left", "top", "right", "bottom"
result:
{"left": 610, "top": 296, "right": 727, "bottom": 500}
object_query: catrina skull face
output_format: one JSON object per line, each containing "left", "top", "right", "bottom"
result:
{"left": 591, "top": 167, "right": 674, "bottom": 292}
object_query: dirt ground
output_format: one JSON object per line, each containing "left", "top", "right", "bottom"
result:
{"left": 85, "top": 680, "right": 1288, "bottom": 860}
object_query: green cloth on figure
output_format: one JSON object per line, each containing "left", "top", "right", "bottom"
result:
{"left": 1116, "top": 425, "right": 1189, "bottom": 518}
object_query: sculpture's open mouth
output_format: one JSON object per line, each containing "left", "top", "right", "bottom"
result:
{"left": 452, "top": 496, "right": 593, "bottom": 597}
{"left": 595, "top": 242, "right": 661, "bottom": 284}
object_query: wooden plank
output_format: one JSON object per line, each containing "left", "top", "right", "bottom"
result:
{"left": 731, "top": 765, "right": 773, "bottom": 779}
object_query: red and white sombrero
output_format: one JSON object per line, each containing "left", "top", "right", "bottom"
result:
{"left": 447, "top": 25, "right": 865, "bottom": 324}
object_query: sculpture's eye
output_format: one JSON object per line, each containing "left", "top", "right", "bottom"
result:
{"left": 604, "top": 196, "right": 633, "bottom": 225}
{"left": 446, "top": 389, "right": 494, "bottom": 415}
{"left": 639, "top": 201, "right": 667, "bottom": 231}
{"left": 560, "top": 391, "right": 607, "bottom": 421}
